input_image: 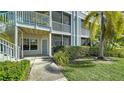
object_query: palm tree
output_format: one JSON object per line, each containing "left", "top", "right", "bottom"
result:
{"left": 84, "top": 11, "right": 124, "bottom": 59}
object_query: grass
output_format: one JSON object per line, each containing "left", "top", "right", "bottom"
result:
{"left": 63, "top": 57, "right": 124, "bottom": 81}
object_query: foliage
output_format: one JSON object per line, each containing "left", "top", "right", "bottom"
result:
{"left": 84, "top": 11, "right": 124, "bottom": 42}
{"left": 90, "top": 46, "right": 124, "bottom": 58}
{"left": 52, "top": 46, "right": 65, "bottom": 54}
{"left": 66, "top": 46, "right": 90, "bottom": 60}
{"left": 89, "top": 46, "right": 99, "bottom": 56}
{"left": 53, "top": 51, "right": 69, "bottom": 66}
{"left": 0, "top": 15, "right": 11, "bottom": 41}
{"left": 83, "top": 11, "right": 124, "bottom": 57}
{"left": 53, "top": 46, "right": 90, "bottom": 61}
{"left": 0, "top": 60, "right": 30, "bottom": 81}
{"left": 105, "top": 48, "right": 124, "bottom": 58}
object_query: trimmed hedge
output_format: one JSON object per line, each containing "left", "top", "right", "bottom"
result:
{"left": 0, "top": 60, "right": 30, "bottom": 81}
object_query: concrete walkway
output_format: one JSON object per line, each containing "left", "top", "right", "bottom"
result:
{"left": 24, "top": 56, "right": 67, "bottom": 81}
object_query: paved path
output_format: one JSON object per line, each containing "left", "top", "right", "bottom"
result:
{"left": 24, "top": 56, "right": 67, "bottom": 81}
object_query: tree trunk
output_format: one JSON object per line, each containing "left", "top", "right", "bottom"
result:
{"left": 98, "top": 12, "right": 105, "bottom": 60}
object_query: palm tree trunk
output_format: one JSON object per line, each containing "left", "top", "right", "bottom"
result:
{"left": 98, "top": 12, "right": 105, "bottom": 59}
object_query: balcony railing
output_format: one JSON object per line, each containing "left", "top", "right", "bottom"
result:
{"left": 0, "top": 11, "right": 50, "bottom": 28}
{"left": 0, "top": 12, "right": 15, "bottom": 25}
{"left": 52, "top": 21, "right": 71, "bottom": 33}
{"left": 81, "top": 28, "right": 89, "bottom": 37}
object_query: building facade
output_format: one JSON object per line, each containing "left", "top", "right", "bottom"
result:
{"left": 0, "top": 11, "right": 90, "bottom": 60}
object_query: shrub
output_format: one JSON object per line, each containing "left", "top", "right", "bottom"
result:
{"left": 53, "top": 51, "right": 69, "bottom": 66}
{"left": 105, "top": 48, "right": 124, "bottom": 58}
{"left": 89, "top": 46, "right": 99, "bottom": 56}
{"left": 53, "top": 46, "right": 124, "bottom": 66}
{"left": 52, "top": 46, "right": 65, "bottom": 54}
{"left": 66, "top": 46, "right": 90, "bottom": 60}
{"left": 89, "top": 46, "right": 124, "bottom": 58}
{"left": 53, "top": 46, "right": 90, "bottom": 65}
{"left": 0, "top": 60, "right": 30, "bottom": 81}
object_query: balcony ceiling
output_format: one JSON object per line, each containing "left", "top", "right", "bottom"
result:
{"left": 19, "top": 27, "right": 49, "bottom": 35}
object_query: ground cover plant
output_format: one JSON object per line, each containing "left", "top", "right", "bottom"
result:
{"left": 0, "top": 60, "right": 30, "bottom": 81}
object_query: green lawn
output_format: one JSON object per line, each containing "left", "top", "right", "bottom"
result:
{"left": 63, "top": 57, "right": 124, "bottom": 81}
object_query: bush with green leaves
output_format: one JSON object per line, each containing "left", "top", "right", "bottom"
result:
{"left": 53, "top": 51, "right": 69, "bottom": 66}
{"left": 53, "top": 46, "right": 90, "bottom": 65}
{"left": 89, "top": 46, "right": 99, "bottom": 56}
{"left": 66, "top": 46, "right": 90, "bottom": 60}
{"left": 52, "top": 46, "right": 66, "bottom": 54}
{"left": 0, "top": 60, "right": 30, "bottom": 81}
{"left": 105, "top": 48, "right": 124, "bottom": 58}
{"left": 53, "top": 46, "right": 124, "bottom": 67}
{"left": 89, "top": 46, "right": 124, "bottom": 58}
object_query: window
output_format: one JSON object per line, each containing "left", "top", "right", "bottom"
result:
{"left": 23, "top": 38, "right": 38, "bottom": 50}
{"left": 63, "top": 36, "right": 71, "bottom": 46}
{"left": 52, "top": 34, "right": 62, "bottom": 47}
{"left": 63, "top": 13, "right": 71, "bottom": 25}
{"left": 30, "top": 39, "right": 38, "bottom": 50}
{"left": 52, "top": 11, "right": 62, "bottom": 23}
{"left": 23, "top": 38, "right": 29, "bottom": 50}
{"left": 81, "top": 38, "right": 89, "bottom": 46}
{"left": 81, "top": 19, "right": 84, "bottom": 28}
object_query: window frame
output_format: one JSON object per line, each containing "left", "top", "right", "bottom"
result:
{"left": 63, "top": 12, "right": 71, "bottom": 25}
{"left": 23, "top": 38, "right": 38, "bottom": 51}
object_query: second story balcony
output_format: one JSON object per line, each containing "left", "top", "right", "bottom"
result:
{"left": 0, "top": 11, "right": 50, "bottom": 31}
{"left": 52, "top": 11, "right": 71, "bottom": 33}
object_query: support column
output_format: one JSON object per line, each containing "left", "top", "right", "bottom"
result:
{"left": 62, "top": 34, "right": 63, "bottom": 46}
{"left": 49, "top": 33, "right": 52, "bottom": 57}
{"left": 49, "top": 11, "right": 52, "bottom": 57}
{"left": 14, "top": 11, "right": 18, "bottom": 60}
{"left": 21, "top": 32, "right": 24, "bottom": 58}
{"left": 15, "top": 26, "right": 18, "bottom": 59}
{"left": 71, "top": 11, "right": 75, "bottom": 46}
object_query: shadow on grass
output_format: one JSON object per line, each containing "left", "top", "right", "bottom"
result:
{"left": 69, "top": 60, "right": 96, "bottom": 68}
{"left": 63, "top": 68, "right": 74, "bottom": 73}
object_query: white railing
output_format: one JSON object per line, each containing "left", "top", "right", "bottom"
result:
{"left": 17, "top": 11, "right": 50, "bottom": 27}
{"left": 52, "top": 21, "right": 62, "bottom": 31}
{"left": 63, "top": 24, "right": 71, "bottom": 33}
{"left": 0, "top": 11, "right": 50, "bottom": 28}
{"left": 81, "top": 28, "right": 89, "bottom": 37}
{"left": 0, "top": 12, "right": 15, "bottom": 25}
{"left": 0, "top": 37, "right": 20, "bottom": 61}
{"left": 52, "top": 21, "right": 71, "bottom": 33}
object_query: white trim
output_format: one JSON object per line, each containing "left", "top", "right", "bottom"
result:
{"left": 51, "top": 30, "right": 71, "bottom": 35}
{"left": 21, "top": 32, "right": 24, "bottom": 58}
{"left": 49, "top": 33, "right": 52, "bottom": 57}
{"left": 17, "top": 23, "right": 50, "bottom": 32}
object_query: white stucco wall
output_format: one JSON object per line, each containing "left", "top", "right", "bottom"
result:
{"left": 20, "top": 33, "right": 49, "bottom": 57}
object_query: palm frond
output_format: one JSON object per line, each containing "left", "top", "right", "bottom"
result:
{"left": 83, "top": 11, "right": 98, "bottom": 28}
{"left": 90, "top": 15, "right": 99, "bottom": 41}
